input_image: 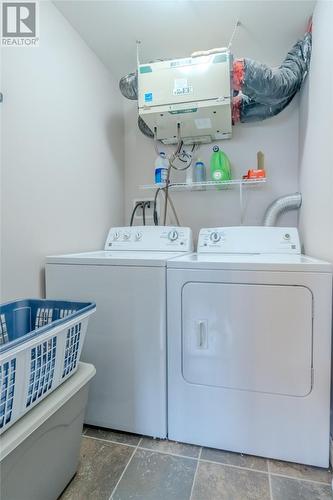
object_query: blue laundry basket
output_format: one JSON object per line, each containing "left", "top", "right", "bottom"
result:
{"left": 0, "top": 299, "right": 96, "bottom": 434}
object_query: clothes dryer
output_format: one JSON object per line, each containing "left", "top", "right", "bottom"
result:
{"left": 167, "top": 227, "right": 332, "bottom": 466}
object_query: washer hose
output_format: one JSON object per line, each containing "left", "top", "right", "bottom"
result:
{"left": 263, "top": 193, "right": 302, "bottom": 226}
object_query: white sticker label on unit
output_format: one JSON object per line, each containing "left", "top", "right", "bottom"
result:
{"left": 170, "top": 59, "right": 192, "bottom": 68}
{"left": 195, "top": 118, "right": 212, "bottom": 130}
{"left": 174, "top": 78, "right": 187, "bottom": 89}
{"left": 173, "top": 79, "right": 193, "bottom": 96}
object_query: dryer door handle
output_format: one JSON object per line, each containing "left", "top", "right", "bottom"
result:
{"left": 197, "top": 320, "right": 208, "bottom": 349}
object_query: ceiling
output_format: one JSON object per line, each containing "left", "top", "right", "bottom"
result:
{"left": 54, "top": 0, "right": 315, "bottom": 80}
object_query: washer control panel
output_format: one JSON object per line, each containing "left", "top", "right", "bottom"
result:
{"left": 105, "top": 226, "right": 193, "bottom": 252}
{"left": 198, "top": 227, "right": 301, "bottom": 254}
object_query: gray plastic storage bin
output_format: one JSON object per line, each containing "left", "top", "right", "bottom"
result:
{"left": 0, "top": 362, "right": 95, "bottom": 500}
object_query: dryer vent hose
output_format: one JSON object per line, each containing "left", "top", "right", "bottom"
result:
{"left": 263, "top": 193, "right": 302, "bottom": 226}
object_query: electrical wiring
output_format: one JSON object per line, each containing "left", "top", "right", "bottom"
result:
{"left": 130, "top": 201, "right": 143, "bottom": 226}
{"left": 177, "top": 144, "right": 198, "bottom": 164}
{"left": 153, "top": 188, "right": 162, "bottom": 225}
{"left": 163, "top": 147, "right": 198, "bottom": 224}
{"left": 153, "top": 123, "right": 198, "bottom": 226}
{"left": 142, "top": 201, "right": 146, "bottom": 225}
{"left": 153, "top": 125, "right": 197, "bottom": 171}
{"left": 161, "top": 189, "right": 180, "bottom": 226}
{"left": 163, "top": 162, "right": 172, "bottom": 226}
{"left": 158, "top": 126, "right": 196, "bottom": 225}
{"left": 169, "top": 144, "right": 198, "bottom": 171}
{"left": 153, "top": 185, "right": 181, "bottom": 226}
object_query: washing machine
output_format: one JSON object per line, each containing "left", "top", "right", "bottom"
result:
{"left": 45, "top": 226, "right": 193, "bottom": 438}
{"left": 167, "top": 226, "right": 332, "bottom": 467}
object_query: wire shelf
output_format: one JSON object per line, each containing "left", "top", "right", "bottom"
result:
{"left": 139, "top": 178, "right": 267, "bottom": 191}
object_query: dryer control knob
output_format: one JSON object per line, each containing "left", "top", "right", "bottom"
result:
{"left": 210, "top": 231, "right": 221, "bottom": 243}
{"left": 123, "top": 231, "right": 131, "bottom": 241}
{"left": 168, "top": 230, "right": 179, "bottom": 242}
{"left": 135, "top": 232, "right": 143, "bottom": 241}
{"left": 113, "top": 231, "right": 121, "bottom": 241}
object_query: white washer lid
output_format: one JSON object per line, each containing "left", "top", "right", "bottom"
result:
{"left": 46, "top": 250, "right": 190, "bottom": 267}
{"left": 167, "top": 253, "right": 333, "bottom": 272}
{"left": 0, "top": 362, "right": 96, "bottom": 461}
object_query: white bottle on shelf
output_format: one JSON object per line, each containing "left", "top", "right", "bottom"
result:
{"left": 154, "top": 152, "right": 168, "bottom": 185}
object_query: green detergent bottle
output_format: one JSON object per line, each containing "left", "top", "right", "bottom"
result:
{"left": 210, "top": 146, "right": 231, "bottom": 182}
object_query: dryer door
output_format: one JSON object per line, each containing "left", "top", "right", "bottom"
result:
{"left": 182, "top": 283, "right": 313, "bottom": 396}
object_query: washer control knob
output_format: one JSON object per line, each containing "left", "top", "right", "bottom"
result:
{"left": 113, "top": 231, "right": 120, "bottom": 241}
{"left": 123, "top": 231, "right": 131, "bottom": 241}
{"left": 210, "top": 231, "right": 221, "bottom": 243}
{"left": 135, "top": 231, "right": 143, "bottom": 241}
{"left": 168, "top": 230, "right": 179, "bottom": 242}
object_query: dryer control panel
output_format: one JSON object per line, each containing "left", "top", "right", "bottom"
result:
{"left": 198, "top": 227, "right": 301, "bottom": 254}
{"left": 105, "top": 226, "right": 193, "bottom": 252}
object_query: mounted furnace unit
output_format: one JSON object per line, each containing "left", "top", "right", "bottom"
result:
{"left": 138, "top": 51, "right": 232, "bottom": 144}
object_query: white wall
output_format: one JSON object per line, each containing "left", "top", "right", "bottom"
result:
{"left": 298, "top": 0, "right": 333, "bottom": 434}
{"left": 124, "top": 98, "right": 300, "bottom": 239}
{"left": 299, "top": 0, "right": 333, "bottom": 261}
{"left": 0, "top": 1, "right": 124, "bottom": 301}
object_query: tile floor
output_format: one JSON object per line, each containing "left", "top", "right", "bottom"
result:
{"left": 59, "top": 426, "right": 333, "bottom": 500}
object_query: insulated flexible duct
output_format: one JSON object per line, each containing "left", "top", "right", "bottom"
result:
{"left": 232, "top": 94, "right": 295, "bottom": 124}
{"left": 233, "top": 30, "right": 312, "bottom": 123}
{"left": 138, "top": 116, "right": 154, "bottom": 138}
{"left": 119, "top": 72, "right": 138, "bottom": 100}
{"left": 263, "top": 193, "right": 302, "bottom": 226}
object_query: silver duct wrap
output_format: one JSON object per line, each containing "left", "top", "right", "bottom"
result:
{"left": 263, "top": 193, "right": 302, "bottom": 226}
